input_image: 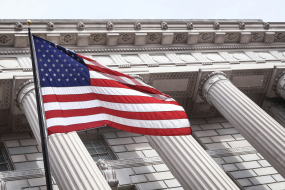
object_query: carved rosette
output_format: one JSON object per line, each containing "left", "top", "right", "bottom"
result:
{"left": 274, "top": 32, "right": 285, "bottom": 42}
{"left": 146, "top": 33, "right": 161, "bottom": 43}
{"left": 264, "top": 22, "right": 270, "bottom": 29}
{"left": 239, "top": 22, "right": 245, "bottom": 29}
{"left": 0, "top": 34, "right": 13, "bottom": 45}
{"left": 134, "top": 22, "right": 141, "bottom": 29}
{"left": 90, "top": 33, "right": 106, "bottom": 44}
{"left": 77, "top": 22, "right": 85, "bottom": 30}
{"left": 106, "top": 22, "right": 114, "bottom": 30}
{"left": 161, "top": 22, "right": 168, "bottom": 29}
{"left": 173, "top": 33, "right": 187, "bottom": 43}
{"left": 118, "top": 33, "right": 134, "bottom": 44}
{"left": 46, "top": 22, "right": 55, "bottom": 30}
{"left": 186, "top": 22, "right": 193, "bottom": 29}
{"left": 15, "top": 22, "right": 23, "bottom": 30}
{"left": 213, "top": 22, "right": 220, "bottom": 29}
{"left": 250, "top": 32, "right": 265, "bottom": 42}
{"left": 225, "top": 32, "right": 240, "bottom": 42}
{"left": 60, "top": 33, "right": 77, "bottom": 44}
{"left": 198, "top": 32, "right": 214, "bottom": 42}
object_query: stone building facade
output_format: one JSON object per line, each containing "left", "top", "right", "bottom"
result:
{"left": 0, "top": 19, "right": 285, "bottom": 190}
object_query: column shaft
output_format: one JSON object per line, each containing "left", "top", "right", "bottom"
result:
{"left": 203, "top": 73, "right": 285, "bottom": 177}
{"left": 17, "top": 81, "right": 111, "bottom": 190}
{"left": 146, "top": 135, "right": 239, "bottom": 190}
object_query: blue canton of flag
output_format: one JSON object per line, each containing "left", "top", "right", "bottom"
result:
{"left": 34, "top": 35, "right": 90, "bottom": 87}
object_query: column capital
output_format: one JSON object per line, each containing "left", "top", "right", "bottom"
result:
{"left": 273, "top": 69, "right": 285, "bottom": 99}
{"left": 198, "top": 71, "right": 228, "bottom": 103}
{"left": 14, "top": 79, "right": 34, "bottom": 110}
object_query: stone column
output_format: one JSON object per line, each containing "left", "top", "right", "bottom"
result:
{"left": 200, "top": 71, "right": 285, "bottom": 177}
{"left": 146, "top": 135, "right": 239, "bottom": 190}
{"left": 16, "top": 80, "right": 111, "bottom": 190}
{"left": 275, "top": 71, "right": 285, "bottom": 100}
{"left": 267, "top": 103, "right": 285, "bottom": 127}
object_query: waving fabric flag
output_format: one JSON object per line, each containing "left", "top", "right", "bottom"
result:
{"left": 33, "top": 35, "right": 191, "bottom": 136}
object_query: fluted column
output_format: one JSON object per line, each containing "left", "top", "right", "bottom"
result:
{"left": 146, "top": 135, "right": 239, "bottom": 190}
{"left": 16, "top": 80, "right": 111, "bottom": 190}
{"left": 201, "top": 71, "right": 285, "bottom": 177}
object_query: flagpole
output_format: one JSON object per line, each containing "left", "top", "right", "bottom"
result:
{"left": 27, "top": 20, "right": 53, "bottom": 190}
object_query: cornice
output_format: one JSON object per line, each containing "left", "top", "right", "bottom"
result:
{"left": 1, "top": 44, "right": 285, "bottom": 56}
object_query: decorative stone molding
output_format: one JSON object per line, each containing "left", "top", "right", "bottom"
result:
{"left": 13, "top": 114, "right": 31, "bottom": 132}
{"left": 46, "top": 22, "right": 55, "bottom": 30}
{"left": 107, "top": 156, "right": 163, "bottom": 169}
{"left": 275, "top": 32, "right": 285, "bottom": 42}
{"left": 251, "top": 32, "right": 265, "bottom": 42}
{"left": 106, "top": 22, "right": 114, "bottom": 30}
{"left": 198, "top": 71, "right": 228, "bottom": 102}
{"left": 134, "top": 22, "right": 141, "bottom": 29}
{"left": 225, "top": 32, "right": 240, "bottom": 42}
{"left": 273, "top": 69, "right": 285, "bottom": 96}
{"left": 161, "top": 22, "right": 168, "bottom": 29}
{"left": 90, "top": 33, "right": 106, "bottom": 44}
{"left": 199, "top": 32, "right": 214, "bottom": 42}
{"left": 173, "top": 33, "right": 187, "bottom": 43}
{"left": 14, "top": 79, "right": 34, "bottom": 110}
{"left": 96, "top": 159, "right": 119, "bottom": 187}
{"left": 206, "top": 146, "right": 257, "bottom": 157}
{"left": 186, "top": 22, "right": 193, "bottom": 29}
{"left": 239, "top": 22, "right": 245, "bottom": 29}
{"left": 118, "top": 33, "right": 134, "bottom": 44}
{"left": 0, "top": 168, "right": 45, "bottom": 181}
{"left": 77, "top": 22, "right": 85, "bottom": 30}
{"left": 264, "top": 22, "right": 270, "bottom": 29}
{"left": 0, "top": 34, "right": 13, "bottom": 45}
{"left": 60, "top": 33, "right": 77, "bottom": 44}
{"left": 14, "top": 22, "right": 23, "bottom": 30}
{"left": 213, "top": 22, "right": 220, "bottom": 29}
{"left": 0, "top": 80, "right": 12, "bottom": 109}
{"left": 146, "top": 33, "right": 161, "bottom": 43}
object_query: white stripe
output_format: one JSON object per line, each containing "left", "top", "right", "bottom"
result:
{"left": 89, "top": 71, "right": 136, "bottom": 86}
{"left": 46, "top": 113, "right": 189, "bottom": 129}
{"left": 41, "top": 86, "right": 152, "bottom": 97}
{"left": 44, "top": 99, "right": 184, "bottom": 112}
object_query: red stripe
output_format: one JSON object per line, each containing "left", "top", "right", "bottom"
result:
{"left": 45, "top": 107, "right": 187, "bottom": 120}
{"left": 43, "top": 93, "right": 179, "bottom": 105}
{"left": 48, "top": 120, "right": 191, "bottom": 136}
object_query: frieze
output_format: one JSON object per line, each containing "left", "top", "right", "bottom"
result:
{"left": 106, "top": 22, "right": 114, "bottom": 30}
{"left": 0, "top": 34, "right": 13, "bottom": 46}
{"left": 33, "top": 33, "right": 47, "bottom": 40}
{"left": 13, "top": 114, "right": 31, "bottom": 132}
{"left": 106, "top": 156, "right": 163, "bottom": 169}
{"left": 198, "top": 33, "right": 214, "bottom": 42}
{"left": 0, "top": 168, "right": 45, "bottom": 181}
{"left": 173, "top": 33, "right": 187, "bottom": 43}
{"left": 230, "top": 69, "right": 272, "bottom": 94}
{"left": 149, "top": 72, "right": 197, "bottom": 98}
{"left": 0, "top": 80, "right": 12, "bottom": 109}
{"left": 90, "top": 33, "right": 106, "bottom": 45}
{"left": 60, "top": 33, "right": 77, "bottom": 45}
{"left": 207, "top": 146, "right": 257, "bottom": 157}
{"left": 118, "top": 33, "right": 134, "bottom": 44}
{"left": 225, "top": 32, "right": 240, "bottom": 42}
{"left": 161, "top": 22, "right": 168, "bottom": 29}
{"left": 250, "top": 32, "right": 265, "bottom": 42}
{"left": 274, "top": 32, "right": 285, "bottom": 42}
{"left": 146, "top": 33, "right": 161, "bottom": 43}
{"left": 1, "top": 45, "right": 285, "bottom": 56}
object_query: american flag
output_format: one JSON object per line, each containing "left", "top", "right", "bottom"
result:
{"left": 33, "top": 35, "right": 191, "bottom": 136}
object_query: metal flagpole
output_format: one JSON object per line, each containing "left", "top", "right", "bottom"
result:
{"left": 27, "top": 20, "right": 53, "bottom": 190}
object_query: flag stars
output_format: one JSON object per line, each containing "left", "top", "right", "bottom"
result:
{"left": 44, "top": 64, "right": 47, "bottom": 67}
{"left": 66, "top": 78, "right": 69, "bottom": 81}
{"left": 54, "top": 50, "right": 56, "bottom": 52}
{"left": 40, "top": 68, "right": 44, "bottom": 71}
{"left": 78, "top": 73, "right": 80, "bottom": 76}
{"left": 42, "top": 78, "right": 45, "bottom": 81}
{"left": 56, "top": 59, "right": 59, "bottom": 62}
{"left": 64, "top": 59, "right": 66, "bottom": 62}
{"left": 48, "top": 69, "right": 52, "bottom": 71}
{"left": 57, "top": 69, "right": 60, "bottom": 72}
{"left": 82, "top": 77, "right": 85, "bottom": 80}
{"left": 50, "top": 78, "right": 53, "bottom": 81}
{"left": 58, "top": 78, "right": 61, "bottom": 81}
{"left": 53, "top": 73, "right": 56, "bottom": 76}
{"left": 38, "top": 49, "right": 41, "bottom": 52}
{"left": 43, "top": 54, "right": 46, "bottom": 57}
{"left": 45, "top": 73, "right": 48, "bottom": 76}
{"left": 47, "top": 59, "right": 50, "bottom": 62}
{"left": 74, "top": 78, "right": 77, "bottom": 81}
{"left": 76, "top": 63, "right": 79, "bottom": 66}
{"left": 39, "top": 59, "right": 42, "bottom": 62}
{"left": 70, "top": 73, "right": 72, "bottom": 76}
{"left": 51, "top": 55, "right": 54, "bottom": 57}
{"left": 46, "top": 50, "right": 49, "bottom": 52}
{"left": 52, "top": 64, "right": 55, "bottom": 67}
{"left": 59, "top": 55, "right": 61, "bottom": 57}
{"left": 61, "top": 64, "right": 63, "bottom": 67}
{"left": 73, "top": 69, "right": 76, "bottom": 71}
{"left": 81, "top": 68, "right": 83, "bottom": 70}
{"left": 65, "top": 69, "right": 68, "bottom": 72}
{"left": 68, "top": 64, "right": 71, "bottom": 67}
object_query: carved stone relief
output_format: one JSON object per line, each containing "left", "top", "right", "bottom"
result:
{"left": 274, "top": 32, "right": 285, "bottom": 42}
{"left": 0, "top": 34, "right": 13, "bottom": 46}
{"left": 230, "top": 53, "right": 251, "bottom": 61}
{"left": 146, "top": 33, "right": 161, "bottom": 43}
{"left": 96, "top": 159, "right": 119, "bottom": 187}
{"left": 198, "top": 33, "right": 214, "bottom": 42}
{"left": 161, "top": 22, "right": 168, "bottom": 29}
{"left": 134, "top": 22, "right": 141, "bottom": 29}
{"left": 186, "top": 22, "right": 194, "bottom": 29}
{"left": 178, "top": 54, "right": 196, "bottom": 62}
{"left": 149, "top": 72, "right": 197, "bottom": 98}
{"left": 46, "top": 22, "right": 55, "bottom": 30}
{"left": 204, "top": 54, "right": 224, "bottom": 61}
{"left": 77, "top": 22, "right": 85, "bottom": 30}
{"left": 123, "top": 56, "right": 142, "bottom": 64}
{"left": 230, "top": 69, "right": 272, "bottom": 93}
{"left": 106, "top": 22, "right": 114, "bottom": 30}
{"left": 92, "top": 56, "right": 115, "bottom": 65}
{"left": 0, "top": 80, "right": 12, "bottom": 109}
{"left": 257, "top": 52, "right": 276, "bottom": 59}
{"left": 250, "top": 32, "right": 265, "bottom": 42}
{"left": 264, "top": 22, "right": 270, "bottom": 29}
{"left": 213, "top": 22, "right": 220, "bottom": 29}
{"left": 173, "top": 33, "right": 187, "bottom": 43}
{"left": 118, "top": 33, "right": 134, "bottom": 44}
{"left": 15, "top": 22, "right": 23, "bottom": 30}
{"left": 90, "top": 33, "right": 106, "bottom": 45}
{"left": 60, "top": 33, "right": 76, "bottom": 45}
{"left": 225, "top": 32, "right": 240, "bottom": 42}
{"left": 0, "top": 59, "right": 20, "bottom": 68}
{"left": 13, "top": 114, "right": 31, "bottom": 132}
{"left": 150, "top": 55, "right": 170, "bottom": 63}
{"left": 239, "top": 22, "right": 245, "bottom": 29}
